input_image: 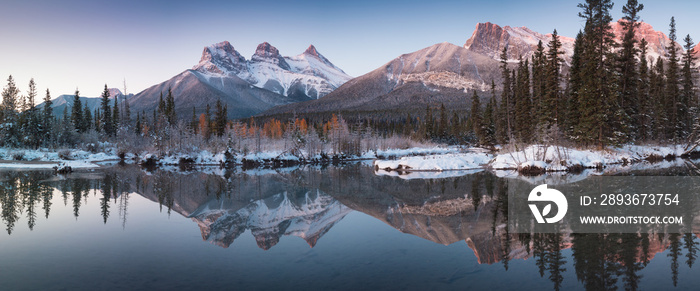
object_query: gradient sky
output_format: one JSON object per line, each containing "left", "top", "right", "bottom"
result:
{"left": 1, "top": 0, "right": 698, "bottom": 97}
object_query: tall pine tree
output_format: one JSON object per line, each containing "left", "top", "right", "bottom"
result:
{"left": 617, "top": 0, "right": 644, "bottom": 141}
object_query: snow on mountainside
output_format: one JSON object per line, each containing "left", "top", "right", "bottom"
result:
{"left": 465, "top": 20, "right": 683, "bottom": 66}
{"left": 261, "top": 41, "right": 502, "bottom": 115}
{"left": 129, "top": 41, "right": 350, "bottom": 119}
{"left": 189, "top": 190, "right": 351, "bottom": 249}
{"left": 262, "top": 19, "right": 693, "bottom": 117}
{"left": 193, "top": 41, "right": 351, "bottom": 100}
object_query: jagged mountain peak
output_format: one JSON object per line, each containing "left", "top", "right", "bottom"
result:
{"left": 303, "top": 44, "right": 320, "bottom": 56}
{"left": 464, "top": 22, "right": 575, "bottom": 63}
{"left": 254, "top": 42, "right": 281, "bottom": 58}
{"left": 194, "top": 40, "right": 247, "bottom": 75}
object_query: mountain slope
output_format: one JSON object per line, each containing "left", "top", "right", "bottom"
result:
{"left": 261, "top": 42, "right": 502, "bottom": 115}
{"left": 37, "top": 88, "right": 132, "bottom": 117}
{"left": 261, "top": 20, "right": 689, "bottom": 117}
{"left": 129, "top": 41, "right": 351, "bottom": 119}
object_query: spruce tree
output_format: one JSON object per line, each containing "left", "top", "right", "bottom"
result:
{"left": 166, "top": 88, "right": 176, "bottom": 124}
{"left": 42, "top": 89, "right": 53, "bottom": 143}
{"left": 617, "top": 0, "right": 644, "bottom": 141}
{"left": 2, "top": 75, "right": 20, "bottom": 121}
{"left": 514, "top": 57, "right": 532, "bottom": 142}
{"left": 499, "top": 46, "right": 512, "bottom": 142}
{"left": 651, "top": 57, "right": 668, "bottom": 139}
{"left": 666, "top": 17, "right": 682, "bottom": 141}
{"left": 470, "top": 91, "right": 484, "bottom": 144}
{"left": 565, "top": 31, "right": 584, "bottom": 140}
{"left": 24, "top": 78, "right": 40, "bottom": 148}
{"left": 483, "top": 92, "right": 496, "bottom": 146}
{"left": 532, "top": 41, "right": 547, "bottom": 117}
{"left": 214, "top": 99, "right": 227, "bottom": 137}
{"left": 638, "top": 38, "right": 652, "bottom": 141}
{"left": 575, "top": 0, "right": 616, "bottom": 147}
{"left": 100, "top": 85, "right": 113, "bottom": 136}
{"left": 542, "top": 29, "right": 563, "bottom": 130}
{"left": 71, "top": 89, "right": 83, "bottom": 133}
{"left": 681, "top": 34, "right": 697, "bottom": 140}
{"left": 123, "top": 96, "right": 131, "bottom": 124}
{"left": 113, "top": 97, "right": 120, "bottom": 131}
{"left": 83, "top": 103, "right": 92, "bottom": 131}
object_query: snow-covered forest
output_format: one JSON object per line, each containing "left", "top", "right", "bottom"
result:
{"left": 1, "top": 0, "right": 699, "bottom": 171}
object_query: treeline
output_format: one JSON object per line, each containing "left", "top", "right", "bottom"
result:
{"left": 463, "top": 0, "right": 698, "bottom": 147}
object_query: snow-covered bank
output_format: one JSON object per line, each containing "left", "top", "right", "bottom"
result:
{"left": 374, "top": 152, "right": 492, "bottom": 171}
{"left": 490, "top": 144, "right": 688, "bottom": 171}
{"left": 0, "top": 148, "right": 120, "bottom": 169}
{"left": 372, "top": 144, "right": 698, "bottom": 177}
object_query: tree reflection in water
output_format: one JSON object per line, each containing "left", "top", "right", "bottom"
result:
{"left": 0, "top": 165, "right": 698, "bottom": 290}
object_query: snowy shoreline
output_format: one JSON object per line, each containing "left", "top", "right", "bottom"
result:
{"left": 0, "top": 144, "right": 697, "bottom": 177}
{"left": 373, "top": 144, "right": 699, "bottom": 174}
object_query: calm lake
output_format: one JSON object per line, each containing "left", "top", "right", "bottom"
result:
{"left": 1, "top": 163, "right": 699, "bottom": 290}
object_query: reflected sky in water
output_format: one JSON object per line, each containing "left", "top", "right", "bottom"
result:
{"left": 0, "top": 165, "right": 699, "bottom": 290}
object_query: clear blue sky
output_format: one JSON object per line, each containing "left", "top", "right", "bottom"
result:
{"left": 1, "top": 0, "right": 698, "bottom": 97}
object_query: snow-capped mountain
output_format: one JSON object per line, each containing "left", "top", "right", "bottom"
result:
{"left": 193, "top": 41, "right": 351, "bottom": 100}
{"left": 128, "top": 41, "right": 350, "bottom": 119}
{"left": 189, "top": 190, "right": 352, "bottom": 249}
{"left": 465, "top": 20, "right": 684, "bottom": 65}
{"left": 262, "top": 20, "right": 690, "bottom": 117}
{"left": 262, "top": 41, "right": 502, "bottom": 115}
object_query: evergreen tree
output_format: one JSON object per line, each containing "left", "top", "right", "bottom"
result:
{"left": 214, "top": 99, "right": 227, "bottom": 137}
{"left": 23, "top": 78, "right": 41, "bottom": 148}
{"left": 470, "top": 91, "right": 484, "bottom": 144}
{"left": 83, "top": 103, "right": 92, "bottom": 131}
{"left": 71, "top": 89, "right": 84, "bottom": 133}
{"left": 575, "top": 0, "right": 616, "bottom": 147}
{"left": 2, "top": 75, "right": 20, "bottom": 120}
{"left": 651, "top": 57, "right": 668, "bottom": 139}
{"left": 532, "top": 41, "right": 547, "bottom": 117}
{"left": 100, "top": 85, "right": 113, "bottom": 136}
{"left": 617, "top": 0, "right": 644, "bottom": 141}
{"left": 123, "top": 95, "right": 131, "bottom": 124}
{"left": 483, "top": 91, "right": 497, "bottom": 146}
{"left": 681, "top": 34, "right": 697, "bottom": 141}
{"left": 666, "top": 17, "right": 682, "bottom": 141}
{"left": 26, "top": 78, "right": 36, "bottom": 110}
{"left": 486, "top": 80, "right": 502, "bottom": 145}
{"left": 542, "top": 29, "right": 563, "bottom": 130}
{"left": 94, "top": 109, "right": 101, "bottom": 133}
{"left": 638, "top": 38, "right": 652, "bottom": 141}
{"left": 112, "top": 97, "right": 120, "bottom": 131}
{"left": 42, "top": 89, "right": 53, "bottom": 145}
{"left": 514, "top": 57, "right": 533, "bottom": 142}
{"left": 565, "top": 31, "right": 584, "bottom": 140}
{"left": 165, "top": 88, "right": 176, "bottom": 124}
{"left": 499, "top": 46, "right": 512, "bottom": 142}
{"left": 157, "top": 91, "right": 166, "bottom": 117}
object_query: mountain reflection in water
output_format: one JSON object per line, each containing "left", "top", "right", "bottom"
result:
{"left": 0, "top": 164, "right": 699, "bottom": 290}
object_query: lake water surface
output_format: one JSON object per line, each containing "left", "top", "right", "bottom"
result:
{"left": 1, "top": 163, "right": 699, "bottom": 290}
